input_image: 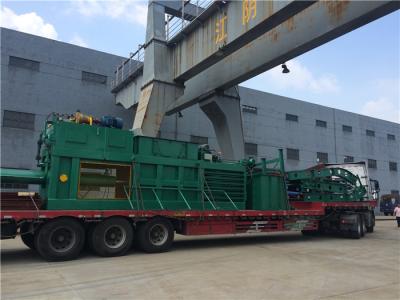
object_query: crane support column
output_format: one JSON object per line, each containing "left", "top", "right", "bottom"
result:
{"left": 199, "top": 88, "right": 244, "bottom": 160}
{"left": 133, "top": 1, "right": 183, "bottom": 136}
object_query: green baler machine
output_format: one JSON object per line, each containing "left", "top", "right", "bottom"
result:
{"left": 1, "top": 116, "right": 251, "bottom": 211}
{"left": 0, "top": 114, "right": 367, "bottom": 211}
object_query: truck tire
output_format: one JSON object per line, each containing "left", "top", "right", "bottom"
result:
{"left": 360, "top": 215, "right": 366, "bottom": 237}
{"left": 34, "top": 218, "right": 85, "bottom": 261}
{"left": 136, "top": 218, "right": 174, "bottom": 253}
{"left": 350, "top": 215, "right": 362, "bottom": 239}
{"left": 301, "top": 230, "right": 319, "bottom": 236}
{"left": 20, "top": 223, "right": 35, "bottom": 250}
{"left": 89, "top": 217, "right": 133, "bottom": 257}
{"left": 366, "top": 211, "right": 375, "bottom": 233}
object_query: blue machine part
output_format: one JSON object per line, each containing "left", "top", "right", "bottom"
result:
{"left": 100, "top": 116, "right": 123, "bottom": 129}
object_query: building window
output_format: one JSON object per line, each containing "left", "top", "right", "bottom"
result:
{"left": 242, "top": 105, "right": 257, "bottom": 114}
{"left": 285, "top": 113, "right": 298, "bottom": 122}
{"left": 389, "top": 162, "right": 398, "bottom": 172}
{"left": 315, "top": 120, "right": 327, "bottom": 128}
{"left": 368, "top": 159, "right": 377, "bottom": 169}
{"left": 286, "top": 148, "right": 299, "bottom": 161}
{"left": 190, "top": 135, "right": 208, "bottom": 145}
{"left": 2, "top": 110, "right": 35, "bottom": 130}
{"left": 387, "top": 134, "right": 396, "bottom": 141}
{"left": 344, "top": 155, "right": 354, "bottom": 163}
{"left": 9, "top": 56, "right": 40, "bottom": 71}
{"left": 366, "top": 129, "right": 375, "bottom": 137}
{"left": 82, "top": 71, "right": 107, "bottom": 84}
{"left": 245, "top": 143, "right": 258, "bottom": 156}
{"left": 391, "top": 190, "right": 399, "bottom": 196}
{"left": 342, "top": 125, "right": 352, "bottom": 133}
{"left": 0, "top": 183, "right": 29, "bottom": 190}
{"left": 317, "top": 152, "right": 328, "bottom": 164}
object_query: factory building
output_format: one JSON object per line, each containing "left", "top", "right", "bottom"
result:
{"left": 1, "top": 28, "right": 399, "bottom": 198}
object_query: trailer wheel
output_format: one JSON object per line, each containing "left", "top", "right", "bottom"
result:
{"left": 89, "top": 217, "right": 133, "bottom": 257}
{"left": 301, "top": 230, "right": 319, "bottom": 236}
{"left": 136, "top": 218, "right": 174, "bottom": 253}
{"left": 34, "top": 218, "right": 85, "bottom": 261}
{"left": 366, "top": 212, "right": 375, "bottom": 233}
{"left": 360, "top": 215, "right": 366, "bottom": 237}
{"left": 350, "top": 215, "right": 362, "bottom": 239}
{"left": 20, "top": 223, "right": 35, "bottom": 250}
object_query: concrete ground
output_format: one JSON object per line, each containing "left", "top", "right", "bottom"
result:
{"left": 1, "top": 220, "right": 399, "bottom": 300}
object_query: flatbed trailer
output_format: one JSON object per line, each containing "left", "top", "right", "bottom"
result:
{"left": 1, "top": 197, "right": 376, "bottom": 261}
{"left": 0, "top": 116, "right": 378, "bottom": 261}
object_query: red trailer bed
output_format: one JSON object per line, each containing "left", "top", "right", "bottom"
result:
{"left": 0, "top": 196, "right": 376, "bottom": 261}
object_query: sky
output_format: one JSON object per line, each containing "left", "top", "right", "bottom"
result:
{"left": 1, "top": 0, "right": 399, "bottom": 123}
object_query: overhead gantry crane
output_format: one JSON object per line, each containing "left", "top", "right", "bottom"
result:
{"left": 112, "top": 0, "right": 398, "bottom": 160}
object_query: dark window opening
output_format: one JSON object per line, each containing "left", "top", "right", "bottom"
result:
{"left": 245, "top": 143, "right": 258, "bottom": 156}
{"left": 9, "top": 56, "right": 40, "bottom": 71}
{"left": 389, "top": 162, "right": 398, "bottom": 172}
{"left": 342, "top": 125, "right": 352, "bottom": 133}
{"left": 317, "top": 152, "right": 328, "bottom": 164}
{"left": 2, "top": 110, "right": 35, "bottom": 130}
{"left": 368, "top": 159, "right": 377, "bottom": 169}
{"left": 366, "top": 129, "right": 375, "bottom": 137}
{"left": 82, "top": 71, "right": 107, "bottom": 84}
{"left": 190, "top": 135, "right": 208, "bottom": 145}
{"left": 286, "top": 148, "right": 299, "bottom": 161}
{"left": 344, "top": 155, "right": 354, "bottom": 163}
{"left": 242, "top": 105, "right": 257, "bottom": 114}
{"left": 387, "top": 134, "right": 396, "bottom": 141}
{"left": 286, "top": 114, "right": 298, "bottom": 122}
{"left": 316, "top": 120, "right": 327, "bottom": 128}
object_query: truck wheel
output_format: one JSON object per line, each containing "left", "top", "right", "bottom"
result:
{"left": 350, "top": 215, "right": 362, "bottom": 239}
{"left": 136, "top": 218, "right": 174, "bottom": 253}
{"left": 34, "top": 218, "right": 85, "bottom": 261}
{"left": 20, "top": 223, "right": 35, "bottom": 250}
{"left": 366, "top": 212, "right": 375, "bottom": 233}
{"left": 384, "top": 212, "right": 388, "bottom": 216}
{"left": 301, "top": 230, "right": 319, "bottom": 236}
{"left": 90, "top": 218, "right": 133, "bottom": 257}
{"left": 360, "top": 215, "right": 366, "bottom": 237}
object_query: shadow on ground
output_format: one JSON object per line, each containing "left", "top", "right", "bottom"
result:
{"left": 1, "top": 233, "right": 338, "bottom": 263}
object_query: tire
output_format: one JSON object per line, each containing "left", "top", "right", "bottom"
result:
{"left": 366, "top": 211, "right": 375, "bottom": 233}
{"left": 301, "top": 230, "right": 319, "bottom": 236}
{"left": 360, "top": 215, "right": 366, "bottom": 237}
{"left": 89, "top": 218, "right": 133, "bottom": 257}
{"left": 20, "top": 223, "right": 35, "bottom": 250}
{"left": 384, "top": 212, "right": 388, "bottom": 216}
{"left": 136, "top": 218, "right": 174, "bottom": 253}
{"left": 34, "top": 218, "right": 85, "bottom": 261}
{"left": 350, "top": 215, "right": 362, "bottom": 239}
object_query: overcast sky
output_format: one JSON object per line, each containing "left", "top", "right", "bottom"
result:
{"left": 1, "top": 1, "right": 399, "bottom": 123}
